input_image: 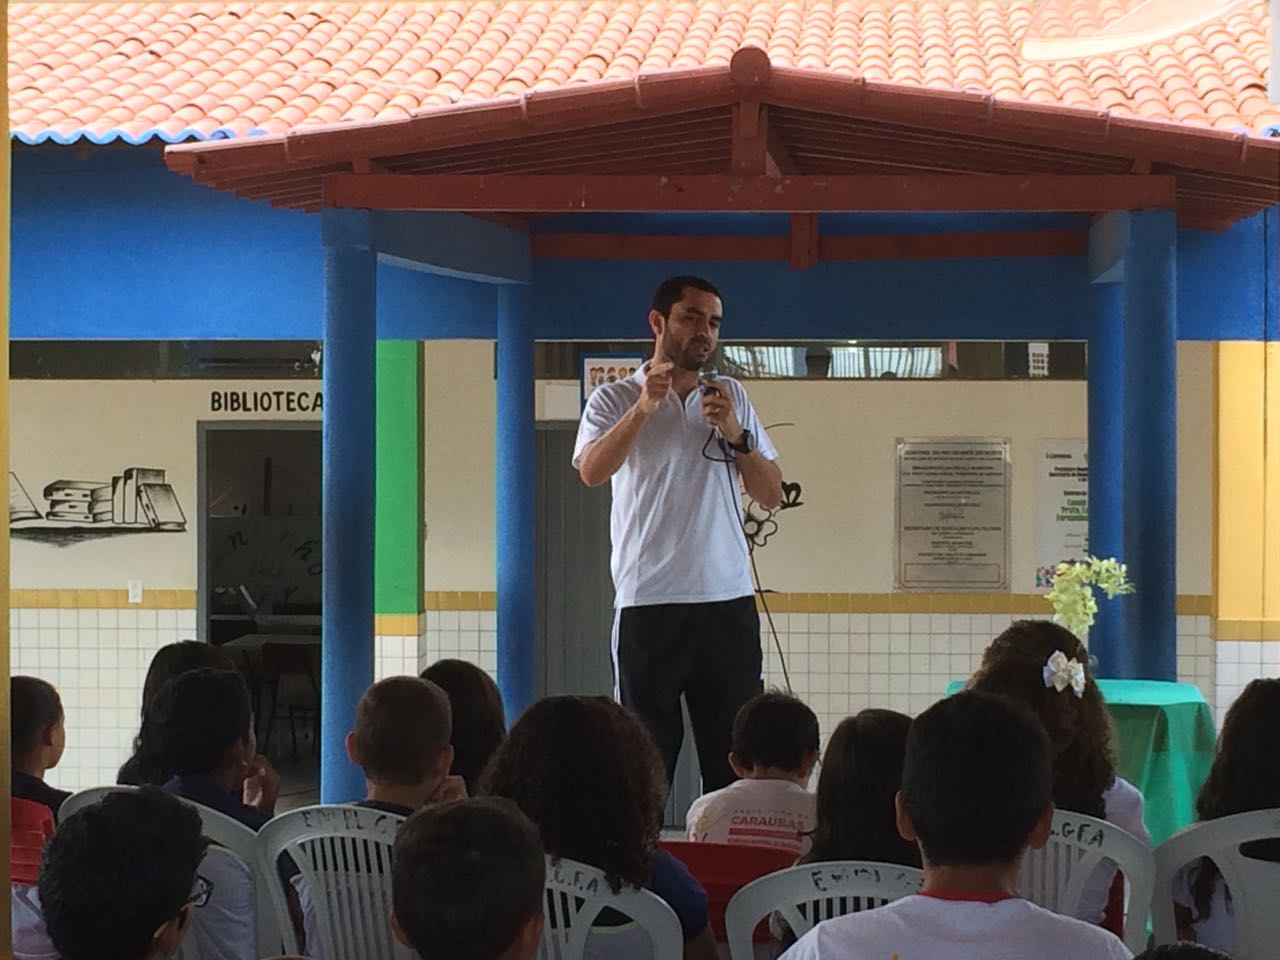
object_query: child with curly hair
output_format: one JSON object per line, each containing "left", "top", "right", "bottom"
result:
{"left": 969, "top": 620, "right": 1151, "bottom": 928}
{"left": 1171, "top": 677, "right": 1280, "bottom": 954}
{"left": 482, "top": 695, "right": 716, "bottom": 960}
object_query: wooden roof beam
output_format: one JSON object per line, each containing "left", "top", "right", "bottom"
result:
{"left": 324, "top": 172, "right": 1176, "bottom": 214}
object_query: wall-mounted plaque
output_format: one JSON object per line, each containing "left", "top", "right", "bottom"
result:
{"left": 895, "top": 438, "right": 1011, "bottom": 591}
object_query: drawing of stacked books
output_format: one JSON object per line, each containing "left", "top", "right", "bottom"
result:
{"left": 36, "top": 468, "right": 186, "bottom": 531}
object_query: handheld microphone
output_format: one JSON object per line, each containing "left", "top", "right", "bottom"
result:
{"left": 700, "top": 368, "right": 721, "bottom": 397}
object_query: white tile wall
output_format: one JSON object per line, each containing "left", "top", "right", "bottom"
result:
{"left": 419, "top": 609, "right": 498, "bottom": 676}
{"left": 11, "top": 608, "right": 427, "bottom": 792}
{"left": 759, "top": 611, "right": 1217, "bottom": 749}
{"left": 4, "top": 603, "right": 1239, "bottom": 793}
{"left": 11, "top": 607, "right": 195, "bottom": 792}
{"left": 374, "top": 633, "right": 420, "bottom": 681}
{"left": 1214, "top": 639, "right": 1280, "bottom": 728}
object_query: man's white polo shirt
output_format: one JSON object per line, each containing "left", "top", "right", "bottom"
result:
{"left": 573, "top": 364, "right": 777, "bottom": 608}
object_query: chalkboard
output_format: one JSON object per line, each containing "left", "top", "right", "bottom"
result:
{"left": 207, "top": 515, "right": 322, "bottom": 613}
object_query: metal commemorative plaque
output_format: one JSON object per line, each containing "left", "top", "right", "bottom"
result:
{"left": 895, "top": 438, "right": 1011, "bottom": 592}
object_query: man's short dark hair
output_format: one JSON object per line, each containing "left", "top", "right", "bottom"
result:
{"left": 902, "top": 691, "right": 1052, "bottom": 866}
{"left": 11, "top": 676, "right": 62, "bottom": 756}
{"left": 40, "top": 787, "right": 206, "bottom": 960}
{"left": 1134, "top": 946, "right": 1233, "bottom": 960}
{"left": 149, "top": 668, "right": 252, "bottom": 777}
{"left": 651, "top": 275, "right": 721, "bottom": 318}
{"left": 731, "top": 692, "right": 819, "bottom": 772}
{"left": 393, "top": 798, "right": 544, "bottom": 960}
{"left": 354, "top": 676, "right": 452, "bottom": 785}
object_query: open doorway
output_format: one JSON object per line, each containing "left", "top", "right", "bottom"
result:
{"left": 198, "top": 421, "right": 322, "bottom": 801}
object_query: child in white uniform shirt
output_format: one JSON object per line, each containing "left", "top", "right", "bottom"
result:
{"left": 969, "top": 621, "right": 1152, "bottom": 929}
{"left": 686, "top": 692, "right": 818, "bottom": 856}
{"left": 785, "top": 691, "right": 1131, "bottom": 960}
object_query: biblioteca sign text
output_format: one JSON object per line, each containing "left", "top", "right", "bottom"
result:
{"left": 210, "top": 390, "right": 323, "bottom": 414}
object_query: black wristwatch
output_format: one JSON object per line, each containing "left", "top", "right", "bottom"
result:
{"left": 728, "top": 428, "right": 755, "bottom": 455}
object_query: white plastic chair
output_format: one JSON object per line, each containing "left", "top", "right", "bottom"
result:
{"left": 723, "top": 860, "right": 924, "bottom": 960}
{"left": 58, "top": 786, "right": 284, "bottom": 960}
{"left": 57, "top": 785, "right": 123, "bottom": 822}
{"left": 1152, "top": 808, "right": 1280, "bottom": 960}
{"left": 186, "top": 803, "right": 285, "bottom": 960}
{"left": 540, "top": 855, "right": 684, "bottom": 960}
{"left": 257, "top": 804, "right": 414, "bottom": 960}
{"left": 1019, "top": 809, "right": 1155, "bottom": 953}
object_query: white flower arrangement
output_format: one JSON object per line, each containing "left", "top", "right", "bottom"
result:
{"left": 1046, "top": 556, "right": 1135, "bottom": 638}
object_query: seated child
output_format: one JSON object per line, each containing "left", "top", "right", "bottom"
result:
{"left": 149, "top": 667, "right": 279, "bottom": 829}
{"left": 786, "top": 691, "right": 1131, "bottom": 960}
{"left": 1172, "top": 678, "right": 1280, "bottom": 955}
{"left": 483, "top": 695, "right": 717, "bottom": 960}
{"left": 969, "top": 621, "right": 1152, "bottom": 928}
{"left": 297, "top": 676, "right": 463, "bottom": 960}
{"left": 421, "top": 659, "right": 507, "bottom": 794}
{"left": 802, "top": 709, "right": 920, "bottom": 868}
{"left": 119, "top": 641, "right": 235, "bottom": 786}
{"left": 685, "top": 692, "right": 818, "bottom": 856}
{"left": 38, "top": 787, "right": 207, "bottom": 960}
{"left": 11, "top": 677, "right": 70, "bottom": 820}
{"left": 10, "top": 677, "right": 66, "bottom": 960}
{"left": 346, "top": 675, "right": 464, "bottom": 816}
{"left": 150, "top": 667, "right": 279, "bottom": 960}
{"left": 392, "top": 798, "right": 545, "bottom": 960}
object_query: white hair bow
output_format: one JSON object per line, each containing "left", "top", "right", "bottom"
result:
{"left": 1042, "top": 650, "right": 1085, "bottom": 698}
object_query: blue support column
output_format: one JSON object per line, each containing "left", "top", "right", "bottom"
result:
{"left": 1088, "top": 281, "right": 1125, "bottom": 675}
{"left": 495, "top": 285, "right": 537, "bottom": 723}
{"left": 320, "top": 210, "right": 377, "bottom": 802}
{"left": 1121, "top": 209, "right": 1178, "bottom": 680}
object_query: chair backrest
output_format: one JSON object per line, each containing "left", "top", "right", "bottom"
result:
{"left": 541, "top": 855, "right": 684, "bottom": 960}
{"left": 257, "top": 804, "right": 414, "bottom": 960}
{"left": 1019, "top": 809, "right": 1155, "bottom": 953}
{"left": 186, "top": 801, "right": 283, "bottom": 959}
{"left": 661, "top": 840, "right": 796, "bottom": 941}
{"left": 11, "top": 798, "right": 56, "bottom": 886}
{"left": 723, "top": 860, "right": 923, "bottom": 960}
{"left": 57, "top": 785, "right": 124, "bottom": 823}
{"left": 1152, "top": 808, "right": 1280, "bottom": 960}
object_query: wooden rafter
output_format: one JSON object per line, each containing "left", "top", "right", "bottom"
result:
{"left": 767, "top": 123, "right": 801, "bottom": 176}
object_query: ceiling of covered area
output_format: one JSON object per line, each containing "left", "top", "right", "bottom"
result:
{"left": 164, "top": 49, "right": 1280, "bottom": 230}
{"left": 9, "top": 0, "right": 1279, "bottom": 146}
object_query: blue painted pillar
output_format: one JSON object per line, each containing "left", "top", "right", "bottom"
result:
{"left": 1121, "top": 209, "right": 1178, "bottom": 680}
{"left": 1088, "top": 281, "right": 1125, "bottom": 675}
{"left": 320, "top": 210, "right": 377, "bottom": 802}
{"left": 495, "top": 285, "right": 537, "bottom": 723}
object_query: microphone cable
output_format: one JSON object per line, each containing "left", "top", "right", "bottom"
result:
{"left": 699, "top": 383, "right": 793, "bottom": 694}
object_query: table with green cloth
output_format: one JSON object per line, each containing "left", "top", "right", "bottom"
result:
{"left": 944, "top": 678, "right": 1217, "bottom": 845}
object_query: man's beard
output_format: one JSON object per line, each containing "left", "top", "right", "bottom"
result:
{"left": 663, "top": 338, "right": 708, "bottom": 372}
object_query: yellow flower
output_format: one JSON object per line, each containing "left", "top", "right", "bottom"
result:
{"left": 1047, "top": 556, "right": 1135, "bottom": 636}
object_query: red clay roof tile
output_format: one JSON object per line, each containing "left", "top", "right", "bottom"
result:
{"left": 9, "top": 0, "right": 1276, "bottom": 144}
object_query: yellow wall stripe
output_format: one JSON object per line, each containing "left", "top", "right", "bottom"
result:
{"left": 1214, "top": 342, "right": 1280, "bottom": 624}
{"left": 419, "top": 591, "right": 1212, "bottom": 616}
